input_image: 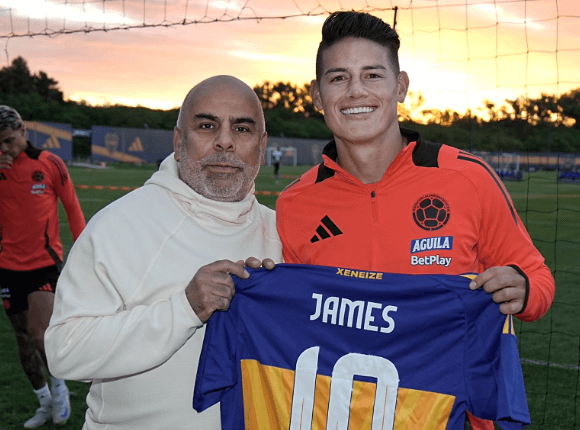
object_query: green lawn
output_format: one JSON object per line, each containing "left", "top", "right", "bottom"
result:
{"left": 509, "top": 171, "right": 580, "bottom": 430}
{"left": 0, "top": 164, "right": 578, "bottom": 429}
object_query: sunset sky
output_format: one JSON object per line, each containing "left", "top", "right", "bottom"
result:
{"left": 1, "top": 0, "right": 578, "bottom": 118}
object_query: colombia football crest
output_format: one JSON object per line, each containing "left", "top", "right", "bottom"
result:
{"left": 413, "top": 194, "right": 450, "bottom": 231}
{"left": 32, "top": 170, "right": 45, "bottom": 182}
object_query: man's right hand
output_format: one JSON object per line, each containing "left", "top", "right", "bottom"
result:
{"left": 185, "top": 260, "right": 249, "bottom": 323}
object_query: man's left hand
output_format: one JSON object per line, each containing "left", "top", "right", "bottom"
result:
{"left": 236, "top": 257, "right": 276, "bottom": 270}
{"left": 469, "top": 266, "right": 526, "bottom": 315}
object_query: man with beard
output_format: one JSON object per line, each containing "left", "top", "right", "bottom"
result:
{"left": 45, "top": 75, "right": 282, "bottom": 430}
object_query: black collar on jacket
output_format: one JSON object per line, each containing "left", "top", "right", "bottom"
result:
{"left": 317, "top": 127, "right": 442, "bottom": 184}
{"left": 24, "top": 141, "right": 43, "bottom": 160}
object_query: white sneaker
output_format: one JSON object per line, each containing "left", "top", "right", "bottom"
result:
{"left": 23, "top": 405, "right": 52, "bottom": 428}
{"left": 51, "top": 384, "right": 71, "bottom": 425}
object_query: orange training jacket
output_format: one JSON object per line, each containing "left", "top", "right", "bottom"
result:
{"left": 0, "top": 143, "right": 85, "bottom": 271}
{"left": 277, "top": 128, "right": 555, "bottom": 323}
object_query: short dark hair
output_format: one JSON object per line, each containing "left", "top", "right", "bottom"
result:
{"left": 315, "top": 11, "right": 401, "bottom": 81}
{"left": 0, "top": 105, "right": 23, "bottom": 133}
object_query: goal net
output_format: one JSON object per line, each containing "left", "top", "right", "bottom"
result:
{"left": 1, "top": 2, "right": 578, "bottom": 428}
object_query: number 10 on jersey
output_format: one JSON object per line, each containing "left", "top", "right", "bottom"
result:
{"left": 289, "top": 347, "right": 399, "bottom": 430}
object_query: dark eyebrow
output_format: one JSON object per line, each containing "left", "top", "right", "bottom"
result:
{"left": 193, "top": 113, "right": 219, "bottom": 122}
{"left": 232, "top": 117, "right": 256, "bottom": 126}
{"left": 323, "top": 65, "right": 387, "bottom": 77}
{"left": 363, "top": 65, "right": 387, "bottom": 71}
{"left": 324, "top": 67, "right": 348, "bottom": 77}
{"left": 193, "top": 113, "right": 255, "bottom": 126}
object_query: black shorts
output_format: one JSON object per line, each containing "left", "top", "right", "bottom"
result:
{"left": 0, "top": 266, "right": 60, "bottom": 316}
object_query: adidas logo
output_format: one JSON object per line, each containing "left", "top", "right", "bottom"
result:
{"left": 310, "top": 216, "right": 343, "bottom": 243}
{"left": 38, "top": 283, "right": 54, "bottom": 292}
{"left": 0, "top": 172, "right": 6, "bottom": 180}
{"left": 128, "top": 137, "right": 144, "bottom": 152}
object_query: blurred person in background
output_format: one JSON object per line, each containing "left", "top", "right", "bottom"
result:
{"left": 0, "top": 105, "right": 85, "bottom": 428}
{"left": 272, "top": 145, "right": 283, "bottom": 179}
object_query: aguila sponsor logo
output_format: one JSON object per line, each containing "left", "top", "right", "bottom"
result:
{"left": 412, "top": 194, "right": 450, "bottom": 231}
{"left": 410, "top": 236, "right": 453, "bottom": 253}
{"left": 31, "top": 183, "right": 46, "bottom": 194}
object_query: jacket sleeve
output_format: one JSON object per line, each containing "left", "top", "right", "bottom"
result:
{"left": 472, "top": 161, "right": 555, "bottom": 322}
{"left": 47, "top": 153, "right": 85, "bottom": 240}
{"left": 45, "top": 208, "right": 204, "bottom": 381}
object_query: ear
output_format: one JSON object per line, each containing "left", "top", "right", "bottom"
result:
{"left": 397, "top": 71, "right": 410, "bottom": 103}
{"left": 173, "top": 127, "right": 182, "bottom": 161}
{"left": 260, "top": 132, "right": 268, "bottom": 166}
{"left": 310, "top": 79, "right": 324, "bottom": 112}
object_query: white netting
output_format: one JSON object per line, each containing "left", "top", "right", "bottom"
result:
{"left": 0, "top": 0, "right": 396, "bottom": 39}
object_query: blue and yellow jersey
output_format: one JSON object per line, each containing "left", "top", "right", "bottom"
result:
{"left": 193, "top": 264, "right": 530, "bottom": 430}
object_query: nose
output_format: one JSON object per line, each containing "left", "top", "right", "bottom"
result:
{"left": 213, "top": 127, "right": 235, "bottom": 152}
{"left": 346, "top": 76, "right": 368, "bottom": 99}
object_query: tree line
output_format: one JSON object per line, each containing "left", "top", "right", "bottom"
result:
{"left": 1, "top": 57, "right": 579, "bottom": 157}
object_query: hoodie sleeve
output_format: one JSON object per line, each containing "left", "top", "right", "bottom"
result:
{"left": 45, "top": 200, "right": 204, "bottom": 381}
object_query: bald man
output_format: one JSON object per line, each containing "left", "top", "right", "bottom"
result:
{"left": 45, "top": 76, "right": 283, "bottom": 430}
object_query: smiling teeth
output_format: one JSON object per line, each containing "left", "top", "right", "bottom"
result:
{"left": 341, "top": 107, "right": 375, "bottom": 114}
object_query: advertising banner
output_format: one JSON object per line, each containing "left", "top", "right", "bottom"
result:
{"left": 91, "top": 126, "right": 174, "bottom": 164}
{"left": 24, "top": 121, "right": 73, "bottom": 161}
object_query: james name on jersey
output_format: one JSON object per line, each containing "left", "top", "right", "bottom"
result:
{"left": 312, "top": 268, "right": 398, "bottom": 334}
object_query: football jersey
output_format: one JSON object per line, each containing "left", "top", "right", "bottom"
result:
{"left": 193, "top": 264, "right": 531, "bottom": 430}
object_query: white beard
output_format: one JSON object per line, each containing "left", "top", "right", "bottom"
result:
{"left": 177, "top": 142, "right": 261, "bottom": 202}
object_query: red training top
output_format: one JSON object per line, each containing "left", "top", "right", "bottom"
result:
{"left": 277, "top": 128, "right": 554, "bottom": 323}
{"left": 0, "top": 143, "right": 85, "bottom": 271}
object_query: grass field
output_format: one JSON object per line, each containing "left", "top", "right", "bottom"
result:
{"left": 0, "top": 164, "right": 578, "bottom": 429}
{"left": 508, "top": 172, "right": 580, "bottom": 430}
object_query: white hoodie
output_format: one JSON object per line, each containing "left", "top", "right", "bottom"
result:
{"left": 45, "top": 154, "right": 282, "bottom": 430}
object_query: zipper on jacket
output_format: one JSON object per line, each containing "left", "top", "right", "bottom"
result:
{"left": 370, "top": 191, "right": 378, "bottom": 225}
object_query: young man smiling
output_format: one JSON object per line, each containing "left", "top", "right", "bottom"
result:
{"left": 276, "top": 11, "right": 555, "bottom": 430}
